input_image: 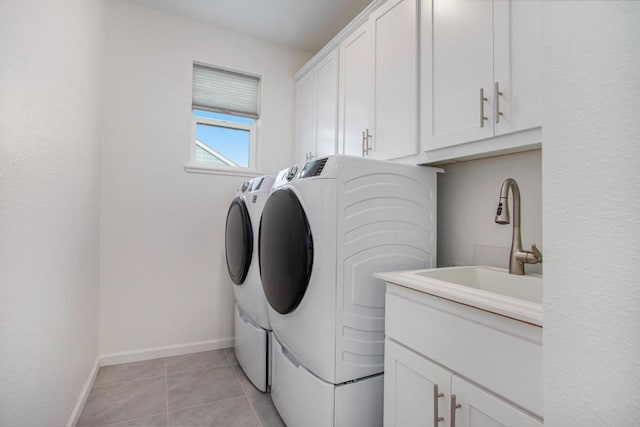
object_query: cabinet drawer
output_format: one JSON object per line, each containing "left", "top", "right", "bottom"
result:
{"left": 385, "top": 285, "right": 542, "bottom": 417}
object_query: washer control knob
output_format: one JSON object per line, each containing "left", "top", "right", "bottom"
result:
{"left": 286, "top": 166, "right": 298, "bottom": 181}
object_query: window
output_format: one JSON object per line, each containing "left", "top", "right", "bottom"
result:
{"left": 189, "top": 63, "right": 260, "bottom": 172}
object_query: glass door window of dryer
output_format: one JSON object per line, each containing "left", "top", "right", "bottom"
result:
{"left": 259, "top": 189, "right": 313, "bottom": 314}
{"left": 225, "top": 198, "right": 253, "bottom": 285}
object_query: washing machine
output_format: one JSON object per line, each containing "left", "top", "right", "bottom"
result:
{"left": 259, "top": 155, "right": 439, "bottom": 427}
{"left": 225, "top": 175, "right": 275, "bottom": 392}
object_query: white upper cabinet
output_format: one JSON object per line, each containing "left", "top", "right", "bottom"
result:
{"left": 421, "top": 0, "right": 542, "bottom": 159}
{"left": 295, "top": 0, "right": 541, "bottom": 165}
{"left": 493, "top": 0, "right": 543, "bottom": 136}
{"left": 294, "top": 71, "right": 316, "bottom": 164}
{"left": 429, "top": 0, "right": 495, "bottom": 149}
{"left": 338, "top": 0, "right": 418, "bottom": 160}
{"left": 338, "top": 21, "right": 375, "bottom": 158}
{"left": 294, "top": 49, "right": 339, "bottom": 164}
{"left": 371, "top": 0, "right": 418, "bottom": 160}
{"left": 314, "top": 51, "right": 339, "bottom": 159}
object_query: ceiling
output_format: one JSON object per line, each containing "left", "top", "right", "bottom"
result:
{"left": 127, "top": 0, "right": 374, "bottom": 53}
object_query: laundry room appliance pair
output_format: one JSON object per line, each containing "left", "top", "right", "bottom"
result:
{"left": 225, "top": 175, "right": 275, "bottom": 392}
{"left": 259, "top": 156, "right": 439, "bottom": 427}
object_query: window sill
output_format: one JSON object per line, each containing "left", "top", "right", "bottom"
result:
{"left": 184, "top": 163, "right": 265, "bottom": 178}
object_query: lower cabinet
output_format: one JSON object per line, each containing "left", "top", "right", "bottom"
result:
{"left": 384, "top": 339, "right": 450, "bottom": 427}
{"left": 383, "top": 282, "right": 543, "bottom": 426}
{"left": 385, "top": 339, "right": 542, "bottom": 427}
{"left": 451, "top": 376, "right": 541, "bottom": 427}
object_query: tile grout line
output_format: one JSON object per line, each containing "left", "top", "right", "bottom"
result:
{"left": 164, "top": 358, "right": 169, "bottom": 425}
{"left": 90, "top": 350, "right": 261, "bottom": 427}
{"left": 102, "top": 412, "right": 167, "bottom": 427}
{"left": 162, "top": 395, "right": 249, "bottom": 419}
{"left": 164, "top": 350, "right": 230, "bottom": 378}
{"left": 91, "top": 373, "right": 167, "bottom": 390}
{"left": 225, "top": 348, "right": 266, "bottom": 427}
{"left": 164, "top": 350, "right": 247, "bottom": 414}
{"left": 165, "top": 362, "right": 231, "bottom": 381}
{"left": 80, "top": 364, "right": 169, "bottom": 427}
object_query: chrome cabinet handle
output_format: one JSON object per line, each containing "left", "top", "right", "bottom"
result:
{"left": 450, "top": 394, "right": 462, "bottom": 427}
{"left": 308, "top": 152, "right": 315, "bottom": 161}
{"left": 365, "top": 129, "right": 372, "bottom": 155}
{"left": 433, "top": 384, "right": 444, "bottom": 426}
{"left": 361, "top": 129, "right": 372, "bottom": 156}
{"left": 480, "top": 88, "right": 488, "bottom": 127}
{"left": 494, "top": 82, "right": 504, "bottom": 124}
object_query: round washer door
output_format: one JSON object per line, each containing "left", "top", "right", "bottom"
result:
{"left": 259, "top": 188, "right": 313, "bottom": 314}
{"left": 225, "top": 198, "right": 253, "bottom": 285}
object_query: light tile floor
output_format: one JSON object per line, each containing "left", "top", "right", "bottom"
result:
{"left": 78, "top": 349, "right": 285, "bottom": 427}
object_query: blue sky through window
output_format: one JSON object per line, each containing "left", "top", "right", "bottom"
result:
{"left": 193, "top": 109, "right": 252, "bottom": 167}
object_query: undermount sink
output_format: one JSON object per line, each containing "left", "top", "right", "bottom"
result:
{"left": 413, "top": 266, "right": 542, "bottom": 304}
{"left": 376, "top": 266, "right": 543, "bottom": 326}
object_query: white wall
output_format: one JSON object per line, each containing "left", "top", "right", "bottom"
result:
{"left": 543, "top": 2, "right": 640, "bottom": 425}
{"left": 437, "top": 150, "right": 542, "bottom": 274}
{"left": 0, "top": 0, "right": 104, "bottom": 425}
{"left": 100, "top": 0, "right": 312, "bottom": 356}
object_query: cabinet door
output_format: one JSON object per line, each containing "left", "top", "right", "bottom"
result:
{"left": 451, "top": 376, "right": 542, "bottom": 427}
{"left": 338, "top": 20, "right": 374, "bottom": 157}
{"left": 426, "top": 0, "right": 494, "bottom": 150}
{"left": 295, "top": 71, "right": 316, "bottom": 164}
{"left": 314, "top": 49, "right": 339, "bottom": 159}
{"left": 493, "top": 0, "right": 542, "bottom": 136}
{"left": 384, "top": 339, "right": 451, "bottom": 427}
{"left": 371, "top": 0, "right": 418, "bottom": 160}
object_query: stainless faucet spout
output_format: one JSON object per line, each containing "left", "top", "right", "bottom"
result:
{"left": 495, "top": 178, "right": 541, "bottom": 275}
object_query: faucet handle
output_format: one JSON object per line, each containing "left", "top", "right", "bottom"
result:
{"left": 531, "top": 244, "right": 542, "bottom": 263}
{"left": 516, "top": 244, "right": 543, "bottom": 265}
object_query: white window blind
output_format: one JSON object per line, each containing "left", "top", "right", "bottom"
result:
{"left": 192, "top": 64, "right": 260, "bottom": 119}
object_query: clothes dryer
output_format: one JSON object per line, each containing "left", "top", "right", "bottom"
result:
{"left": 225, "top": 175, "right": 275, "bottom": 392}
{"left": 259, "top": 155, "right": 439, "bottom": 427}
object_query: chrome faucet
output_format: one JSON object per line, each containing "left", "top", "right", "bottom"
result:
{"left": 495, "top": 178, "right": 542, "bottom": 275}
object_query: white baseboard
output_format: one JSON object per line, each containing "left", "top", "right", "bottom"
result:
{"left": 99, "top": 338, "right": 234, "bottom": 367}
{"left": 67, "top": 357, "right": 99, "bottom": 427}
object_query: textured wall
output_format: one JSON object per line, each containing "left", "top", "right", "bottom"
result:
{"left": 438, "top": 150, "right": 542, "bottom": 274}
{"left": 100, "top": 0, "right": 311, "bottom": 356}
{"left": 0, "top": 0, "right": 104, "bottom": 425}
{"left": 543, "top": 2, "right": 640, "bottom": 425}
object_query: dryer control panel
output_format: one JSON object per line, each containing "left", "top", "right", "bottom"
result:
{"left": 300, "top": 158, "right": 328, "bottom": 179}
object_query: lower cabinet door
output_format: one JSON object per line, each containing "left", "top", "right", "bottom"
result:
{"left": 451, "top": 376, "right": 542, "bottom": 427}
{"left": 384, "top": 339, "right": 451, "bottom": 427}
